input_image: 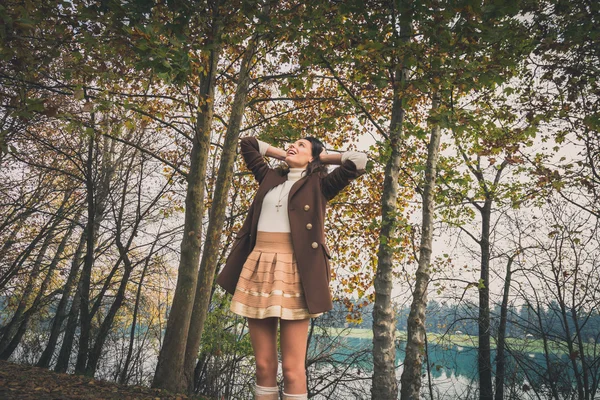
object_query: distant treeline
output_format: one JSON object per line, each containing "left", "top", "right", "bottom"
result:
{"left": 326, "top": 299, "right": 600, "bottom": 342}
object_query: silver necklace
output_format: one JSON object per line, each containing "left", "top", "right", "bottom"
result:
{"left": 275, "top": 183, "right": 288, "bottom": 212}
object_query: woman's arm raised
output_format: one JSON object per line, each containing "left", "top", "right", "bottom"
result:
{"left": 319, "top": 153, "right": 342, "bottom": 165}
{"left": 320, "top": 150, "right": 368, "bottom": 201}
{"left": 240, "top": 137, "right": 270, "bottom": 183}
{"left": 263, "top": 144, "right": 287, "bottom": 161}
{"left": 321, "top": 151, "right": 367, "bottom": 170}
{"left": 257, "top": 139, "right": 287, "bottom": 160}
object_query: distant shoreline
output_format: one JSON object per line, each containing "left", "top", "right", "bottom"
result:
{"left": 323, "top": 327, "right": 582, "bottom": 355}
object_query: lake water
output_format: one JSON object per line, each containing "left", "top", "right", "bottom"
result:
{"left": 308, "top": 335, "right": 579, "bottom": 399}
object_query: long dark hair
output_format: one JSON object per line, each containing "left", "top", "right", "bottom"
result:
{"left": 303, "top": 136, "right": 327, "bottom": 177}
{"left": 276, "top": 136, "right": 328, "bottom": 177}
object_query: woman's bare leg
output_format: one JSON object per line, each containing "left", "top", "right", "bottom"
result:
{"left": 248, "top": 317, "right": 279, "bottom": 387}
{"left": 280, "top": 318, "right": 310, "bottom": 394}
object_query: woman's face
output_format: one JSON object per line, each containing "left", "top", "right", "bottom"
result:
{"left": 285, "top": 139, "right": 313, "bottom": 168}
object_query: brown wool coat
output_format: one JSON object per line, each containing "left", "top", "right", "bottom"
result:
{"left": 216, "top": 137, "right": 365, "bottom": 314}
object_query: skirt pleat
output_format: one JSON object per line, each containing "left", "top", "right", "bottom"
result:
{"left": 230, "top": 231, "right": 321, "bottom": 320}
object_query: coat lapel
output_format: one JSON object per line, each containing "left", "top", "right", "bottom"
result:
{"left": 288, "top": 174, "right": 309, "bottom": 201}
{"left": 251, "top": 171, "right": 286, "bottom": 232}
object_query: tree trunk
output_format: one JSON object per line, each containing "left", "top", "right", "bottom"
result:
{"left": 478, "top": 199, "right": 493, "bottom": 400}
{"left": 118, "top": 243, "right": 153, "bottom": 384}
{"left": 371, "top": 3, "right": 412, "bottom": 398}
{"left": 0, "top": 319, "right": 27, "bottom": 360}
{"left": 85, "top": 148, "right": 160, "bottom": 376}
{"left": 494, "top": 256, "right": 514, "bottom": 400}
{"left": 570, "top": 268, "right": 590, "bottom": 400}
{"left": 182, "top": 21, "right": 260, "bottom": 392}
{"left": 84, "top": 256, "right": 133, "bottom": 376}
{"left": 554, "top": 273, "right": 585, "bottom": 399}
{"left": 455, "top": 156, "right": 506, "bottom": 400}
{"left": 76, "top": 127, "right": 116, "bottom": 374}
{"left": 400, "top": 95, "right": 442, "bottom": 400}
{"left": 75, "top": 127, "right": 97, "bottom": 374}
{"left": 55, "top": 275, "right": 82, "bottom": 373}
{"left": 152, "top": 13, "right": 222, "bottom": 393}
{"left": 372, "top": 33, "right": 409, "bottom": 400}
{"left": 55, "top": 136, "right": 118, "bottom": 374}
{"left": 37, "top": 230, "right": 86, "bottom": 368}
{"left": 531, "top": 296, "right": 561, "bottom": 399}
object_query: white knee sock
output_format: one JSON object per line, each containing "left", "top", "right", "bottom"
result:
{"left": 282, "top": 392, "right": 308, "bottom": 400}
{"left": 255, "top": 384, "right": 279, "bottom": 399}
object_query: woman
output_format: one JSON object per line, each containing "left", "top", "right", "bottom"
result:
{"left": 217, "top": 136, "right": 366, "bottom": 399}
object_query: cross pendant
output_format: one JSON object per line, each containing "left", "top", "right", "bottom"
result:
{"left": 275, "top": 203, "right": 282, "bottom": 212}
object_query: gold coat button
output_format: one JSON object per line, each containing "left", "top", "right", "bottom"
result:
{"left": 306, "top": 223, "right": 313, "bottom": 230}
{"left": 304, "top": 205, "right": 310, "bottom": 211}
{"left": 311, "top": 242, "right": 318, "bottom": 249}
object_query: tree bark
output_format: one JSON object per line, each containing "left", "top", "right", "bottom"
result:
{"left": 84, "top": 249, "right": 133, "bottom": 376}
{"left": 75, "top": 125, "right": 97, "bottom": 374}
{"left": 152, "top": 10, "right": 222, "bottom": 393}
{"left": 37, "top": 227, "right": 86, "bottom": 368}
{"left": 400, "top": 95, "right": 442, "bottom": 400}
{"left": 0, "top": 319, "right": 27, "bottom": 360}
{"left": 494, "top": 256, "right": 514, "bottom": 400}
{"left": 118, "top": 241, "right": 153, "bottom": 384}
{"left": 371, "top": 2, "right": 414, "bottom": 397}
{"left": 371, "top": 10, "right": 410, "bottom": 395}
{"left": 570, "top": 268, "right": 590, "bottom": 400}
{"left": 478, "top": 199, "right": 493, "bottom": 400}
{"left": 555, "top": 272, "right": 585, "bottom": 399}
{"left": 533, "top": 294, "right": 561, "bottom": 400}
{"left": 454, "top": 153, "right": 506, "bottom": 400}
{"left": 182, "top": 18, "right": 260, "bottom": 392}
{"left": 76, "top": 129, "right": 116, "bottom": 374}
{"left": 55, "top": 274, "right": 82, "bottom": 373}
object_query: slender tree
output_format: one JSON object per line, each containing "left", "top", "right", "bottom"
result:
{"left": 153, "top": 2, "right": 223, "bottom": 391}
{"left": 400, "top": 95, "right": 442, "bottom": 399}
{"left": 182, "top": 4, "right": 267, "bottom": 389}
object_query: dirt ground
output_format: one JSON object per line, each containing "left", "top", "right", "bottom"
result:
{"left": 0, "top": 360, "right": 207, "bottom": 400}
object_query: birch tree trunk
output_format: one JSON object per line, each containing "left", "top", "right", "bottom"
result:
{"left": 152, "top": 11, "right": 222, "bottom": 393}
{"left": 371, "top": 12, "right": 410, "bottom": 394}
{"left": 400, "top": 95, "right": 442, "bottom": 400}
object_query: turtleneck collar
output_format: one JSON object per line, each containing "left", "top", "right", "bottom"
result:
{"left": 287, "top": 168, "right": 306, "bottom": 182}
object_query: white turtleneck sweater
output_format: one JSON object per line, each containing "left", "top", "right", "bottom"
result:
{"left": 255, "top": 140, "right": 367, "bottom": 233}
{"left": 257, "top": 167, "right": 304, "bottom": 233}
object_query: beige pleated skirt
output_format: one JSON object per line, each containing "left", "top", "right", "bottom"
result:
{"left": 230, "top": 231, "right": 322, "bottom": 320}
